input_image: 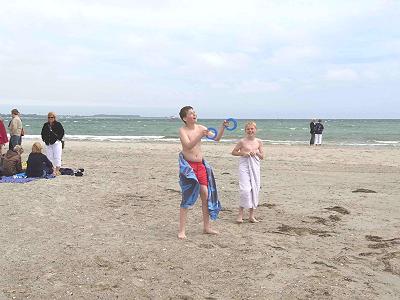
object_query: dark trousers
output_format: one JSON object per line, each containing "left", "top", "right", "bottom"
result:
{"left": 310, "top": 133, "right": 315, "bottom": 145}
{"left": 9, "top": 135, "right": 21, "bottom": 150}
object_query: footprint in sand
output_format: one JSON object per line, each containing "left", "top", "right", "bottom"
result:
{"left": 352, "top": 188, "right": 377, "bottom": 193}
{"left": 380, "top": 252, "right": 400, "bottom": 275}
{"left": 259, "top": 203, "right": 277, "bottom": 208}
{"left": 325, "top": 206, "right": 350, "bottom": 215}
{"left": 198, "top": 243, "right": 214, "bottom": 249}
{"left": 276, "top": 224, "right": 331, "bottom": 237}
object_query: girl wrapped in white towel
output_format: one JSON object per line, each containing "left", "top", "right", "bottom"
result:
{"left": 231, "top": 121, "right": 264, "bottom": 223}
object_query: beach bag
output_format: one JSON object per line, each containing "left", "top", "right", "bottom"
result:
{"left": 60, "top": 168, "right": 74, "bottom": 175}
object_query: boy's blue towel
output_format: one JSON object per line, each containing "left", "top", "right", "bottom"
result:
{"left": 179, "top": 152, "right": 221, "bottom": 220}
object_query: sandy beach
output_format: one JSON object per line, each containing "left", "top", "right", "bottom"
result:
{"left": 1, "top": 140, "right": 399, "bottom": 299}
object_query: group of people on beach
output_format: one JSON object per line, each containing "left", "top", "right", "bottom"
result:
{"left": 178, "top": 106, "right": 264, "bottom": 239}
{"left": 1, "top": 105, "right": 321, "bottom": 239}
{"left": 0, "top": 109, "right": 65, "bottom": 178}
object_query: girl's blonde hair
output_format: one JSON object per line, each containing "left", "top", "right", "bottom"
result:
{"left": 32, "top": 142, "right": 43, "bottom": 153}
{"left": 245, "top": 121, "right": 257, "bottom": 129}
{"left": 48, "top": 112, "right": 57, "bottom": 120}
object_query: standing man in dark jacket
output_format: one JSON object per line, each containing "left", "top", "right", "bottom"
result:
{"left": 314, "top": 119, "right": 324, "bottom": 146}
{"left": 41, "top": 112, "right": 64, "bottom": 175}
{"left": 309, "top": 119, "right": 316, "bottom": 146}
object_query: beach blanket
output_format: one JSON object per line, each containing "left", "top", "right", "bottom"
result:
{"left": 179, "top": 152, "right": 221, "bottom": 220}
{"left": 239, "top": 155, "right": 261, "bottom": 209}
{"left": 0, "top": 175, "right": 38, "bottom": 183}
{"left": 0, "top": 172, "right": 55, "bottom": 183}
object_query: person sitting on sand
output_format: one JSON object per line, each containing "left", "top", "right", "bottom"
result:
{"left": 1, "top": 145, "right": 24, "bottom": 176}
{"left": 178, "top": 106, "right": 228, "bottom": 239}
{"left": 231, "top": 121, "right": 264, "bottom": 223}
{"left": 26, "top": 142, "right": 54, "bottom": 178}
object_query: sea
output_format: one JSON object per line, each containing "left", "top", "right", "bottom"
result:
{"left": 2, "top": 115, "right": 399, "bottom": 147}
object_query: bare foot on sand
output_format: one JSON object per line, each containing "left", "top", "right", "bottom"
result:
{"left": 203, "top": 228, "right": 219, "bottom": 235}
{"left": 236, "top": 217, "right": 244, "bottom": 224}
{"left": 249, "top": 217, "right": 259, "bottom": 223}
{"left": 178, "top": 232, "right": 187, "bottom": 239}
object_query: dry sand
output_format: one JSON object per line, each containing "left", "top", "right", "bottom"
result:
{"left": 1, "top": 141, "right": 399, "bottom": 299}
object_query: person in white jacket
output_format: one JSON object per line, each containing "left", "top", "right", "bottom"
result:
{"left": 8, "top": 108, "right": 22, "bottom": 150}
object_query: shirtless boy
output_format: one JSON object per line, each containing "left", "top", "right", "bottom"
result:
{"left": 178, "top": 106, "right": 228, "bottom": 239}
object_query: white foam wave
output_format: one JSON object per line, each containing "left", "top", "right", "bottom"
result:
{"left": 20, "top": 135, "right": 400, "bottom": 146}
{"left": 22, "top": 134, "right": 167, "bottom": 142}
{"left": 374, "top": 140, "right": 399, "bottom": 144}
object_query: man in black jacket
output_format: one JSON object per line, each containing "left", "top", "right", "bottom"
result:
{"left": 309, "top": 119, "right": 316, "bottom": 146}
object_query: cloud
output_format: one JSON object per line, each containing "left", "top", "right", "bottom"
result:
{"left": 197, "top": 52, "right": 250, "bottom": 70}
{"left": 236, "top": 80, "right": 281, "bottom": 93}
{"left": 0, "top": 0, "right": 399, "bottom": 116}
{"left": 324, "top": 68, "right": 359, "bottom": 81}
{"left": 265, "top": 45, "right": 322, "bottom": 65}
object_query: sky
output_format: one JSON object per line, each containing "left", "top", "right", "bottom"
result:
{"left": 0, "top": 0, "right": 399, "bottom": 118}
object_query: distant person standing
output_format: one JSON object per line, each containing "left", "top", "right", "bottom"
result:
{"left": 314, "top": 119, "right": 324, "bottom": 146}
{"left": 41, "top": 112, "right": 64, "bottom": 175}
{"left": 8, "top": 109, "right": 22, "bottom": 150}
{"left": 309, "top": 119, "right": 316, "bottom": 146}
{"left": 0, "top": 115, "right": 9, "bottom": 154}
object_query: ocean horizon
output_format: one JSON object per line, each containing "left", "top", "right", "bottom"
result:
{"left": 2, "top": 115, "right": 399, "bottom": 147}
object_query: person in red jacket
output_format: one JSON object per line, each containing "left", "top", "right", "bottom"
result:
{"left": 0, "top": 116, "right": 9, "bottom": 155}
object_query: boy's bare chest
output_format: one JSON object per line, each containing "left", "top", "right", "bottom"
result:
{"left": 185, "top": 128, "right": 201, "bottom": 141}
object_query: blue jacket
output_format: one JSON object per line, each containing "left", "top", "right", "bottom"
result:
{"left": 179, "top": 152, "right": 221, "bottom": 220}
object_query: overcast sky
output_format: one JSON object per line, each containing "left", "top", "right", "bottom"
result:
{"left": 0, "top": 0, "right": 399, "bottom": 118}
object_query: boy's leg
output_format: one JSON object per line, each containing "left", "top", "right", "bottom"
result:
{"left": 178, "top": 207, "right": 188, "bottom": 239}
{"left": 200, "top": 185, "right": 218, "bottom": 234}
{"left": 237, "top": 207, "right": 244, "bottom": 223}
{"left": 249, "top": 208, "right": 259, "bottom": 223}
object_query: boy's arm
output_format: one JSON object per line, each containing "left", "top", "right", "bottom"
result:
{"left": 179, "top": 126, "right": 208, "bottom": 150}
{"left": 214, "top": 120, "right": 229, "bottom": 142}
{"left": 231, "top": 140, "right": 246, "bottom": 156}
{"left": 256, "top": 139, "right": 264, "bottom": 160}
